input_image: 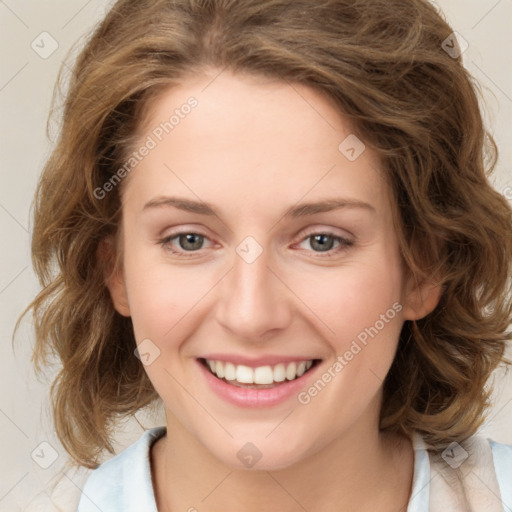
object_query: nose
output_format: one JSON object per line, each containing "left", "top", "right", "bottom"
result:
{"left": 215, "top": 244, "right": 293, "bottom": 341}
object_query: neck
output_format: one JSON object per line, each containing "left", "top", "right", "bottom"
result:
{"left": 151, "top": 406, "right": 414, "bottom": 512}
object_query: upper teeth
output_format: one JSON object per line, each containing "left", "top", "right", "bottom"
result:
{"left": 206, "top": 359, "right": 314, "bottom": 384}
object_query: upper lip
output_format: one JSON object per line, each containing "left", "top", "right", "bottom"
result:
{"left": 199, "top": 354, "right": 321, "bottom": 368}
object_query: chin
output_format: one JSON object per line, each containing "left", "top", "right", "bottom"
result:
{"left": 208, "top": 436, "right": 313, "bottom": 472}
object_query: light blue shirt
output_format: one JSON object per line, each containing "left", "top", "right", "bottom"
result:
{"left": 77, "top": 427, "right": 512, "bottom": 512}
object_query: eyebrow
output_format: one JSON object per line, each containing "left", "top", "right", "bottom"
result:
{"left": 142, "top": 196, "right": 376, "bottom": 218}
{"left": 142, "top": 196, "right": 376, "bottom": 217}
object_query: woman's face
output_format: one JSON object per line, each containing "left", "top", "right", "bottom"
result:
{"left": 107, "top": 69, "right": 437, "bottom": 470}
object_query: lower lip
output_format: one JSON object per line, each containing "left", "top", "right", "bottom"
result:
{"left": 196, "top": 359, "right": 321, "bottom": 408}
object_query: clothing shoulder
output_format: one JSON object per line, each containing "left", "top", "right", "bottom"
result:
{"left": 488, "top": 438, "right": 512, "bottom": 507}
{"left": 426, "top": 434, "right": 512, "bottom": 512}
{"left": 76, "top": 426, "right": 165, "bottom": 512}
{"left": 23, "top": 427, "right": 165, "bottom": 512}
{"left": 23, "top": 466, "right": 91, "bottom": 512}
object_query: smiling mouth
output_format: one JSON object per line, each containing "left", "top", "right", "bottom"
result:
{"left": 198, "top": 358, "right": 322, "bottom": 389}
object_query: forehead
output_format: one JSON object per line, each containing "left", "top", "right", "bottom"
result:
{"left": 123, "top": 70, "right": 389, "bottom": 219}
{"left": 139, "top": 69, "right": 359, "bottom": 158}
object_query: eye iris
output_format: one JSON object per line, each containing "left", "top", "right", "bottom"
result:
{"left": 179, "top": 233, "right": 203, "bottom": 251}
{"left": 310, "top": 234, "right": 334, "bottom": 252}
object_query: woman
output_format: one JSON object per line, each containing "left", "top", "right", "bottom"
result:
{"left": 22, "top": 0, "right": 512, "bottom": 510}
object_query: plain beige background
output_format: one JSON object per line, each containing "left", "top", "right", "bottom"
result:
{"left": 1, "top": 0, "right": 511, "bottom": 510}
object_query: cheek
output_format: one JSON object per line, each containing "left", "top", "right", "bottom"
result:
{"left": 292, "top": 256, "right": 404, "bottom": 348}
{"left": 292, "top": 259, "right": 405, "bottom": 425}
{"left": 121, "top": 235, "right": 227, "bottom": 358}
{"left": 125, "top": 260, "right": 208, "bottom": 341}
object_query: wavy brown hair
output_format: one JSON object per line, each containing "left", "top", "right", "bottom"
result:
{"left": 17, "top": 0, "right": 512, "bottom": 468}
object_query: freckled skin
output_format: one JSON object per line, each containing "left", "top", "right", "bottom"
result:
{"left": 107, "top": 69, "right": 441, "bottom": 512}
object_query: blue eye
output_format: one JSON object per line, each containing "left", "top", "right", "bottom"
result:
{"left": 298, "top": 233, "right": 354, "bottom": 256}
{"left": 173, "top": 233, "right": 204, "bottom": 251}
{"left": 159, "top": 232, "right": 209, "bottom": 254}
{"left": 158, "top": 230, "right": 354, "bottom": 258}
{"left": 309, "top": 233, "right": 337, "bottom": 252}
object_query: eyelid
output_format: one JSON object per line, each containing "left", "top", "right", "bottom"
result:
{"left": 295, "top": 225, "right": 354, "bottom": 243}
{"left": 159, "top": 229, "right": 215, "bottom": 249}
{"left": 158, "top": 223, "right": 210, "bottom": 237}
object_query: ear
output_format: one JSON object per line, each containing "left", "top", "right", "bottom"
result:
{"left": 97, "top": 237, "right": 131, "bottom": 317}
{"left": 402, "top": 272, "right": 443, "bottom": 321}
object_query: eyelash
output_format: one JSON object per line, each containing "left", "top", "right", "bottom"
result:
{"left": 157, "top": 229, "right": 354, "bottom": 259}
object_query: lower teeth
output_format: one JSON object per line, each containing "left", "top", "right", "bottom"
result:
{"left": 222, "top": 378, "right": 287, "bottom": 389}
